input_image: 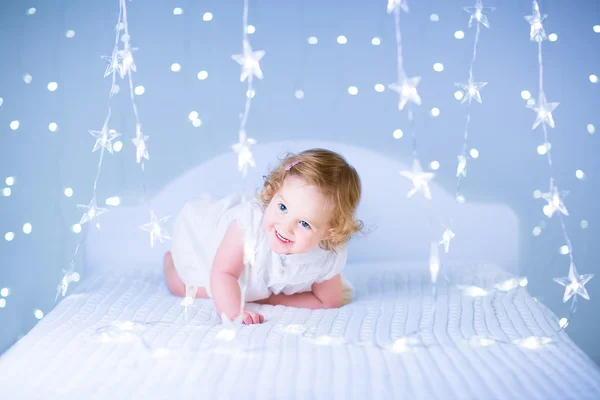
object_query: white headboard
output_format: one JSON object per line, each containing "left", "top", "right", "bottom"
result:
{"left": 84, "top": 140, "right": 520, "bottom": 276}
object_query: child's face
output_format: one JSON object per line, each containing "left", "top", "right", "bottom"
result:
{"left": 263, "top": 175, "right": 331, "bottom": 255}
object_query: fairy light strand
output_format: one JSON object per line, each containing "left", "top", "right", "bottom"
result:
{"left": 182, "top": 0, "right": 263, "bottom": 324}
{"left": 386, "top": 1, "right": 441, "bottom": 336}
{"left": 389, "top": 4, "right": 431, "bottom": 203}
{"left": 441, "top": 1, "right": 493, "bottom": 256}
{"left": 455, "top": 4, "right": 484, "bottom": 198}
{"left": 56, "top": 2, "right": 127, "bottom": 301}
{"left": 57, "top": 0, "right": 172, "bottom": 300}
{"left": 118, "top": 0, "right": 172, "bottom": 248}
{"left": 526, "top": 0, "right": 593, "bottom": 324}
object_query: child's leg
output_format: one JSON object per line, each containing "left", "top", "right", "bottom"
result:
{"left": 163, "top": 252, "right": 208, "bottom": 298}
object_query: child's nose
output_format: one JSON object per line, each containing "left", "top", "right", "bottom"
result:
{"left": 283, "top": 218, "right": 296, "bottom": 236}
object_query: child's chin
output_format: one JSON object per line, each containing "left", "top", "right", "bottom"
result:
{"left": 268, "top": 237, "right": 294, "bottom": 255}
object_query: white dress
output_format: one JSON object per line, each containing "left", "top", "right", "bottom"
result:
{"left": 170, "top": 194, "right": 347, "bottom": 302}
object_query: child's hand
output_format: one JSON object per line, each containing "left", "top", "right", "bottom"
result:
{"left": 242, "top": 310, "right": 264, "bottom": 325}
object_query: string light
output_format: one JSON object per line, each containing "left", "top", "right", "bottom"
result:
{"left": 336, "top": 35, "right": 348, "bottom": 44}
{"left": 387, "top": 0, "right": 409, "bottom": 14}
{"left": 184, "top": 0, "right": 260, "bottom": 325}
{"left": 524, "top": 1, "right": 594, "bottom": 325}
{"left": 398, "top": 160, "right": 435, "bottom": 199}
{"left": 437, "top": 0, "right": 493, "bottom": 259}
{"left": 139, "top": 211, "right": 171, "bottom": 248}
{"left": 513, "top": 336, "right": 551, "bottom": 350}
{"left": 463, "top": 0, "right": 495, "bottom": 29}
{"left": 56, "top": 0, "right": 169, "bottom": 301}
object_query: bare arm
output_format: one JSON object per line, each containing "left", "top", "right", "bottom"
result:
{"left": 210, "top": 221, "right": 246, "bottom": 320}
{"left": 257, "top": 274, "right": 344, "bottom": 309}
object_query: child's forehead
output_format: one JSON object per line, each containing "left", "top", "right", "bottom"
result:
{"left": 277, "top": 177, "right": 331, "bottom": 220}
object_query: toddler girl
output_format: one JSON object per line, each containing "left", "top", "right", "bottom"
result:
{"left": 163, "top": 148, "right": 362, "bottom": 324}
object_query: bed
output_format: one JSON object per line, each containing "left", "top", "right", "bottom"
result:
{"left": 1, "top": 140, "right": 599, "bottom": 399}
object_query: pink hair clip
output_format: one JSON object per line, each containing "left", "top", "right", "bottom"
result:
{"left": 285, "top": 160, "right": 301, "bottom": 171}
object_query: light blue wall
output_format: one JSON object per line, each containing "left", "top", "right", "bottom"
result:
{"left": 0, "top": 0, "right": 598, "bottom": 363}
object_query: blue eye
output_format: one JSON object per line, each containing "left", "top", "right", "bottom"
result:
{"left": 278, "top": 203, "right": 287, "bottom": 212}
{"left": 300, "top": 220, "right": 311, "bottom": 229}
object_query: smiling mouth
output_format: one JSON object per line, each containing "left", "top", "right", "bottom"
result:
{"left": 275, "top": 229, "right": 292, "bottom": 243}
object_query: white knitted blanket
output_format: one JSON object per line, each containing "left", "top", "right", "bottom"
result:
{"left": 1, "top": 261, "right": 598, "bottom": 400}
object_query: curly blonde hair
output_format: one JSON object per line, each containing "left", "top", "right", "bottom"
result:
{"left": 258, "top": 148, "right": 362, "bottom": 251}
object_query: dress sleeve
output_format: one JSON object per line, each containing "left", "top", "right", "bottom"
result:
{"left": 315, "top": 246, "right": 348, "bottom": 283}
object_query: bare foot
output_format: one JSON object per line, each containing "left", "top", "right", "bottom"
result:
{"left": 164, "top": 252, "right": 208, "bottom": 298}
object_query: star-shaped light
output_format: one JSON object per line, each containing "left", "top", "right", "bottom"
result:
{"left": 217, "top": 286, "right": 247, "bottom": 341}
{"left": 101, "top": 50, "right": 121, "bottom": 78}
{"left": 232, "top": 130, "right": 256, "bottom": 177}
{"left": 457, "top": 155, "right": 467, "bottom": 177}
{"left": 77, "top": 196, "right": 108, "bottom": 227}
{"left": 89, "top": 125, "right": 121, "bottom": 154}
{"left": 388, "top": 76, "right": 422, "bottom": 111}
{"left": 132, "top": 123, "right": 149, "bottom": 165}
{"left": 513, "top": 336, "right": 551, "bottom": 350}
{"left": 528, "top": 92, "right": 559, "bottom": 130}
{"left": 440, "top": 228, "right": 455, "bottom": 253}
{"left": 231, "top": 39, "right": 265, "bottom": 82}
{"left": 117, "top": 40, "right": 137, "bottom": 78}
{"left": 540, "top": 180, "right": 568, "bottom": 218}
{"left": 553, "top": 262, "right": 594, "bottom": 303}
{"left": 139, "top": 210, "right": 171, "bottom": 248}
{"left": 524, "top": 1, "right": 547, "bottom": 42}
{"left": 55, "top": 266, "right": 80, "bottom": 301}
{"left": 469, "top": 336, "right": 497, "bottom": 347}
{"left": 493, "top": 277, "right": 528, "bottom": 292}
{"left": 181, "top": 284, "right": 198, "bottom": 320}
{"left": 455, "top": 79, "right": 488, "bottom": 104}
{"left": 457, "top": 285, "right": 490, "bottom": 297}
{"left": 399, "top": 159, "right": 435, "bottom": 199}
{"left": 463, "top": 0, "right": 495, "bottom": 29}
{"left": 387, "top": 0, "right": 409, "bottom": 14}
{"left": 217, "top": 312, "right": 244, "bottom": 341}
